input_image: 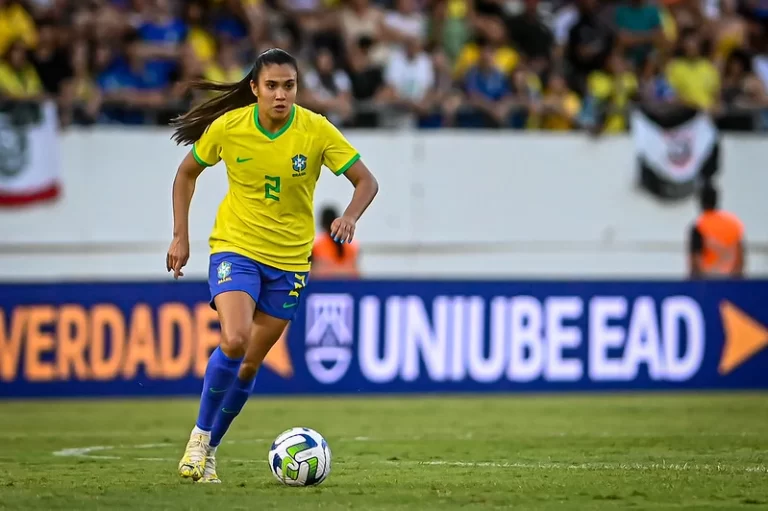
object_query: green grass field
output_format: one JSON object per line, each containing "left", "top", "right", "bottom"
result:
{"left": 0, "top": 393, "right": 766, "bottom": 510}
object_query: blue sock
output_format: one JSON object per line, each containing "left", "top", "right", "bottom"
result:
{"left": 209, "top": 375, "right": 256, "bottom": 447}
{"left": 195, "top": 347, "right": 242, "bottom": 431}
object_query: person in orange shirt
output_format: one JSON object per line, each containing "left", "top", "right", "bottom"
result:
{"left": 311, "top": 205, "right": 361, "bottom": 279}
{"left": 688, "top": 184, "right": 745, "bottom": 279}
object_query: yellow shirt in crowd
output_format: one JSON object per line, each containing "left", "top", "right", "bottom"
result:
{"left": 588, "top": 71, "right": 638, "bottom": 133}
{"left": 666, "top": 58, "right": 720, "bottom": 110}
{"left": 453, "top": 44, "right": 519, "bottom": 78}
{"left": 0, "top": 3, "right": 37, "bottom": 56}
{"left": 0, "top": 62, "right": 43, "bottom": 98}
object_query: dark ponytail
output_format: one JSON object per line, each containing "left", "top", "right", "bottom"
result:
{"left": 170, "top": 76, "right": 255, "bottom": 146}
{"left": 170, "top": 48, "right": 299, "bottom": 146}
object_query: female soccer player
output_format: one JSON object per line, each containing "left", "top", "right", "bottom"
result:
{"left": 167, "top": 48, "right": 379, "bottom": 483}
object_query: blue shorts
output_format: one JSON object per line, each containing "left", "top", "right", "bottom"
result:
{"left": 208, "top": 252, "right": 309, "bottom": 321}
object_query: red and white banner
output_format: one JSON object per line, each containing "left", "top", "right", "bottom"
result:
{"left": 0, "top": 101, "right": 61, "bottom": 207}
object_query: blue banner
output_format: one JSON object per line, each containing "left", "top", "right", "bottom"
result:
{"left": 1, "top": 280, "right": 767, "bottom": 398}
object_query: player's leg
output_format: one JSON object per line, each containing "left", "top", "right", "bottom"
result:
{"left": 208, "top": 311, "right": 289, "bottom": 448}
{"left": 179, "top": 253, "right": 259, "bottom": 481}
{"left": 207, "top": 265, "right": 308, "bottom": 450}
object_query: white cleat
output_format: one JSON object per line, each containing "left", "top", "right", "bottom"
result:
{"left": 178, "top": 433, "right": 208, "bottom": 481}
{"left": 196, "top": 447, "right": 221, "bottom": 484}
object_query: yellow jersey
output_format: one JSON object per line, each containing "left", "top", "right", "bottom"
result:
{"left": 192, "top": 104, "right": 360, "bottom": 272}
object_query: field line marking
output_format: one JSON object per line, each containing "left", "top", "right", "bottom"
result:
{"left": 50, "top": 441, "right": 768, "bottom": 474}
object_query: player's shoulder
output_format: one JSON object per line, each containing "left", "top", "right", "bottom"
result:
{"left": 210, "top": 104, "right": 256, "bottom": 133}
{"left": 293, "top": 105, "right": 334, "bottom": 133}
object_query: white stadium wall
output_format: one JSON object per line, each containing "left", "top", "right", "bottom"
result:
{"left": 0, "top": 130, "right": 765, "bottom": 281}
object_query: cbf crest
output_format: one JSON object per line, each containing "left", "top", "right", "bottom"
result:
{"left": 291, "top": 154, "right": 307, "bottom": 177}
{"left": 217, "top": 261, "right": 232, "bottom": 284}
{"left": 305, "top": 294, "right": 354, "bottom": 384}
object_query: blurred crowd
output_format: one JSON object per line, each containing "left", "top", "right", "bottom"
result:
{"left": 2, "top": 0, "right": 768, "bottom": 131}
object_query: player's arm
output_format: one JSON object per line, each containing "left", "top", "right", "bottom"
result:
{"left": 167, "top": 118, "right": 223, "bottom": 278}
{"left": 320, "top": 118, "right": 379, "bottom": 244}
{"left": 688, "top": 224, "right": 704, "bottom": 279}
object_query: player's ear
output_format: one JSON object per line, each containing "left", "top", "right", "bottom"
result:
{"left": 249, "top": 80, "right": 258, "bottom": 98}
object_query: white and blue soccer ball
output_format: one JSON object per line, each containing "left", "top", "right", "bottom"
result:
{"left": 268, "top": 427, "right": 332, "bottom": 486}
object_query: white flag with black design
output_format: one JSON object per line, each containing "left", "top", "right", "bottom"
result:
{"left": 0, "top": 101, "right": 61, "bottom": 207}
{"left": 630, "top": 106, "right": 720, "bottom": 200}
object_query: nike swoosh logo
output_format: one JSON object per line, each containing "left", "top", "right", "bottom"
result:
{"left": 209, "top": 387, "right": 228, "bottom": 394}
{"left": 236, "top": 157, "right": 252, "bottom": 163}
{"left": 221, "top": 408, "right": 238, "bottom": 414}
{"left": 283, "top": 302, "right": 298, "bottom": 308}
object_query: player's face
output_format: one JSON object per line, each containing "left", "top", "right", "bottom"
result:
{"left": 251, "top": 64, "right": 298, "bottom": 122}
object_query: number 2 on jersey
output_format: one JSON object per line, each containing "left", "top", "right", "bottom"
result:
{"left": 265, "top": 175, "right": 281, "bottom": 201}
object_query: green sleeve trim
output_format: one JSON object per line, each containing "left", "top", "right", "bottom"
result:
{"left": 192, "top": 144, "right": 214, "bottom": 167}
{"left": 334, "top": 153, "right": 361, "bottom": 176}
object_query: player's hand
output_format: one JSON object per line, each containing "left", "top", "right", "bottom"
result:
{"left": 166, "top": 236, "right": 190, "bottom": 279}
{"left": 330, "top": 215, "right": 356, "bottom": 244}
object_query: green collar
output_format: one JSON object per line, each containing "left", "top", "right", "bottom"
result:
{"left": 253, "top": 104, "right": 296, "bottom": 140}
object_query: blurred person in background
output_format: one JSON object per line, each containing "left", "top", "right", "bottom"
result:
{"left": 204, "top": 40, "right": 247, "bottom": 84}
{"left": 302, "top": 47, "right": 354, "bottom": 126}
{"left": 454, "top": 37, "right": 513, "bottom": 127}
{"left": 689, "top": 183, "right": 745, "bottom": 279}
{"left": 710, "top": 0, "right": 748, "bottom": 70}
{"left": 614, "top": 0, "right": 666, "bottom": 69}
{"left": 566, "top": 0, "right": 615, "bottom": 95}
{"left": 528, "top": 70, "right": 581, "bottom": 130}
{"left": 453, "top": 18, "right": 518, "bottom": 80}
{"left": 666, "top": 29, "right": 721, "bottom": 113}
{"left": 340, "top": 0, "right": 388, "bottom": 66}
{"left": 311, "top": 205, "right": 361, "bottom": 279}
{"left": 0, "top": 0, "right": 37, "bottom": 57}
{"left": 59, "top": 41, "right": 102, "bottom": 126}
{"left": 0, "top": 40, "right": 44, "bottom": 100}
{"left": 506, "top": 0, "right": 554, "bottom": 75}
{"left": 720, "top": 48, "right": 768, "bottom": 130}
{"left": 347, "top": 35, "right": 387, "bottom": 126}
{"left": 639, "top": 51, "right": 676, "bottom": 106}
{"left": 581, "top": 50, "right": 638, "bottom": 134}
{"left": 428, "top": 0, "right": 473, "bottom": 63}
{"left": 185, "top": 1, "right": 217, "bottom": 64}
{"left": 383, "top": 0, "right": 428, "bottom": 49}
{"left": 380, "top": 35, "right": 435, "bottom": 126}
{"left": 96, "top": 33, "right": 167, "bottom": 124}
{"left": 508, "top": 61, "right": 542, "bottom": 128}
{"left": 135, "top": 0, "right": 187, "bottom": 87}
{"left": 31, "top": 19, "right": 71, "bottom": 101}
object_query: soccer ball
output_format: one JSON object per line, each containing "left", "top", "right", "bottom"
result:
{"left": 268, "top": 427, "right": 331, "bottom": 486}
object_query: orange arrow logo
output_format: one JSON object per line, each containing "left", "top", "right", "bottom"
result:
{"left": 263, "top": 325, "right": 294, "bottom": 378}
{"left": 719, "top": 301, "right": 768, "bottom": 375}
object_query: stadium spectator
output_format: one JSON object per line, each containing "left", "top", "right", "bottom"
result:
{"left": 666, "top": 29, "right": 721, "bottom": 113}
{"left": 456, "top": 37, "right": 513, "bottom": 127}
{"left": 0, "top": 40, "right": 43, "bottom": 99}
{"left": 340, "top": 0, "right": 388, "bottom": 66}
{"left": 302, "top": 47, "right": 354, "bottom": 125}
{"left": 529, "top": 70, "right": 581, "bottom": 130}
{"left": 381, "top": 35, "right": 435, "bottom": 126}
{"left": 59, "top": 41, "right": 102, "bottom": 126}
{"left": 506, "top": 0, "right": 554, "bottom": 74}
{"left": 0, "top": 0, "right": 37, "bottom": 57}
{"left": 0, "top": 0, "right": 760, "bottom": 133}
{"left": 614, "top": 0, "right": 666, "bottom": 68}
{"left": 566, "top": 0, "right": 615, "bottom": 95}
{"left": 453, "top": 18, "right": 518, "bottom": 79}
{"left": 582, "top": 50, "right": 638, "bottom": 134}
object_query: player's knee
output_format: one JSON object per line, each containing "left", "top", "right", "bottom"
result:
{"left": 220, "top": 329, "right": 249, "bottom": 358}
{"left": 238, "top": 361, "right": 260, "bottom": 381}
